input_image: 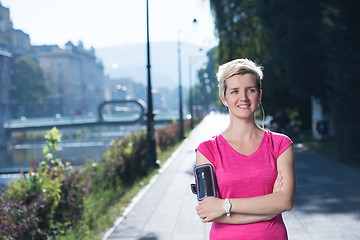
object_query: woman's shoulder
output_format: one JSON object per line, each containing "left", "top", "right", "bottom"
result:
{"left": 197, "top": 134, "right": 222, "bottom": 148}
{"left": 265, "top": 130, "right": 293, "bottom": 147}
{"left": 264, "top": 130, "right": 293, "bottom": 158}
{"left": 265, "top": 129, "right": 292, "bottom": 142}
{"left": 196, "top": 135, "right": 222, "bottom": 165}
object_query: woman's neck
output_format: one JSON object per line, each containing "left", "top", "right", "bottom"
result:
{"left": 222, "top": 115, "right": 262, "bottom": 142}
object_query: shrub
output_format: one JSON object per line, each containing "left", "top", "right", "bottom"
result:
{"left": 0, "top": 181, "right": 48, "bottom": 239}
{"left": 0, "top": 119, "right": 196, "bottom": 239}
{"left": 157, "top": 124, "right": 179, "bottom": 152}
{"left": 156, "top": 120, "right": 191, "bottom": 152}
{"left": 1, "top": 127, "right": 67, "bottom": 239}
{"left": 101, "top": 131, "right": 148, "bottom": 186}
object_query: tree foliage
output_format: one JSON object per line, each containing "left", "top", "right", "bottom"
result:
{"left": 11, "top": 55, "right": 50, "bottom": 117}
{"left": 210, "top": 0, "right": 267, "bottom": 63}
{"left": 320, "top": 0, "right": 360, "bottom": 161}
{"left": 196, "top": 48, "right": 219, "bottom": 111}
{"left": 208, "top": 0, "right": 360, "bottom": 163}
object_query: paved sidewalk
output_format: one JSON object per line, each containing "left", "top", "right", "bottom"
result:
{"left": 284, "top": 144, "right": 360, "bottom": 239}
{"left": 104, "top": 113, "right": 360, "bottom": 240}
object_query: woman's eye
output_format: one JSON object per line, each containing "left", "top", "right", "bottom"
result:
{"left": 249, "top": 88, "right": 256, "bottom": 92}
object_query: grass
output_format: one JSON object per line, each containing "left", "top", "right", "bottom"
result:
{"left": 94, "top": 170, "right": 159, "bottom": 239}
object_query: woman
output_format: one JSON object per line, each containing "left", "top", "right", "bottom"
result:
{"left": 195, "top": 59, "right": 296, "bottom": 239}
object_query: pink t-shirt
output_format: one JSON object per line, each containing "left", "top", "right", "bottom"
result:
{"left": 196, "top": 130, "right": 292, "bottom": 240}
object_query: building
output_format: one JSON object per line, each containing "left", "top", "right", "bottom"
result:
{"left": 1, "top": 2, "right": 105, "bottom": 117}
{"left": 0, "top": 2, "right": 31, "bottom": 56}
{"left": 0, "top": 2, "right": 13, "bottom": 147}
{"left": 104, "top": 77, "right": 146, "bottom": 101}
{"left": 104, "top": 77, "right": 168, "bottom": 111}
{"left": 1, "top": 1, "right": 40, "bottom": 120}
{"left": 33, "top": 41, "right": 105, "bottom": 116}
{"left": 0, "top": 49, "right": 11, "bottom": 148}
{"left": 0, "top": 2, "right": 11, "bottom": 31}
{"left": 0, "top": 49, "right": 11, "bottom": 119}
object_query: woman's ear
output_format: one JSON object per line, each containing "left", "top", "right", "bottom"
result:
{"left": 220, "top": 96, "right": 228, "bottom": 107}
{"left": 259, "top": 89, "right": 262, "bottom": 101}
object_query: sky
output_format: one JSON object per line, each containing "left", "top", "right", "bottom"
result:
{"left": 0, "top": 0, "right": 218, "bottom": 49}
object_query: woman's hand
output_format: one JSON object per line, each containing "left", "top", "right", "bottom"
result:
{"left": 196, "top": 197, "right": 225, "bottom": 223}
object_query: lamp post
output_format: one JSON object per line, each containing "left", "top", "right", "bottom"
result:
{"left": 189, "top": 55, "right": 194, "bottom": 129}
{"left": 177, "top": 32, "right": 184, "bottom": 140}
{"left": 145, "top": 0, "right": 157, "bottom": 168}
{"left": 188, "top": 18, "right": 198, "bottom": 129}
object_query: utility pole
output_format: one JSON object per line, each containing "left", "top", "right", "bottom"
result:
{"left": 177, "top": 33, "right": 184, "bottom": 140}
{"left": 145, "top": 0, "right": 157, "bottom": 168}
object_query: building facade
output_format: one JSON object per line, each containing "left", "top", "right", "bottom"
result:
{"left": 0, "top": 49, "right": 12, "bottom": 120}
{"left": 104, "top": 77, "right": 168, "bottom": 112}
{"left": 1, "top": 2, "right": 38, "bottom": 120}
{"left": 0, "top": 49, "right": 11, "bottom": 148}
{"left": 0, "top": 3, "right": 13, "bottom": 128}
{"left": 0, "top": 2, "right": 31, "bottom": 56}
{"left": 33, "top": 41, "right": 105, "bottom": 116}
{"left": 1, "top": 2, "right": 105, "bottom": 118}
{"left": 104, "top": 77, "right": 146, "bottom": 101}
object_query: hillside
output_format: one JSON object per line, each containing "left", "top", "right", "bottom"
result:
{"left": 96, "top": 41, "right": 207, "bottom": 89}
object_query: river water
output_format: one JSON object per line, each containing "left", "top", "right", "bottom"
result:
{"left": 0, "top": 124, "right": 147, "bottom": 173}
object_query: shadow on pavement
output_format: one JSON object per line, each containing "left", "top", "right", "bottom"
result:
{"left": 292, "top": 144, "right": 360, "bottom": 220}
{"left": 137, "top": 232, "right": 158, "bottom": 240}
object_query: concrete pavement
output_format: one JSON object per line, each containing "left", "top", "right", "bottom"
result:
{"left": 284, "top": 143, "right": 360, "bottom": 239}
{"left": 104, "top": 113, "right": 360, "bottom": 240}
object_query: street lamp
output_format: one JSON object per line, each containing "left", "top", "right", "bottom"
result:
{"left": 188, "top": 18, "right": 198, "bottom": 129}
{"left": 189, "top": 55, "right": 194, "bottom": 129}
{"left": 145, "top": 0, "right": 157, "bottom": 168}
{"left": 177, "top": 31, "right": 184, "bottom": 140}
{"left": 177, "top": 18, "right": 198, "bottom": 140}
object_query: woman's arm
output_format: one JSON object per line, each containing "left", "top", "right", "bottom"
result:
{"left": 195, "top": 146, "right": 295, "bottom": 223}
{"left": 195, "top": 150, "right": 214, "bottom": 166}
{"left": 229, "top": 145, "right": 295, "bottom": 215}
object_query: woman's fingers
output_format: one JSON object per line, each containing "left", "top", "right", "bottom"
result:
{"left": 196, "top": 204, "right": 209, "bottom": 222}
{"left": 196, "top": 197, "right": 224, "bottom": 222}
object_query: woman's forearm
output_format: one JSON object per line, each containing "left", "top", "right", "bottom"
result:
{"left": 229, "top": 191, "right": 293, "bottom": 216}
{"left": 196, "top": 197, "right": 283, "bottom": 224}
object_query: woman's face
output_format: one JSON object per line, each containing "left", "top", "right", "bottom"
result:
{"left": 222, "top": 74, "right": 261, "bottom": 119}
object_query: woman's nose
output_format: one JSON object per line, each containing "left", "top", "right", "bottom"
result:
{"left": 238, "top": 90, "right": 248, "bottom": 100}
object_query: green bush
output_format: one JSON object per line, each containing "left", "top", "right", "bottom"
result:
{"left": 1, "top": 127, "right": 69, "bottom": 239}
{"left": 0, "top": 120, "right": 194, "bottom": 239}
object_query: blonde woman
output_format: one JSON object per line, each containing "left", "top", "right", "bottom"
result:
{"left": 195, "top": 59, "right": 296, "bottom": 239}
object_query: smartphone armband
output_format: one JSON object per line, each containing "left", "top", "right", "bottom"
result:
{"left": 190, "top": 164, "right": 218, "bottom": 201}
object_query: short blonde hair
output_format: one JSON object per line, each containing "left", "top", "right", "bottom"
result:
{"left": 217, "top": 58, "right": 263, "bottom": 100}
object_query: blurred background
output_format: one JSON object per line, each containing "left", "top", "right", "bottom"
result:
{"left": 0, "top": 0, "right": 359, "bottom": 171}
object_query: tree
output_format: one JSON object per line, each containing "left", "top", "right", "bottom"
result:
{"left": 209, "top": 0, "right": 267, "bottom": 64}
{"left": 196, "top": 48, "right": 219, "bottom": 111}
{"left": 11, "top": 56, "right": 51, "bottom": 117}
{"left": 208, "top": 0, "right": 360, "bottom": 163}
{"left": 320, "top": 0, "right": 360, "bottom": 162}
{"left": 209, "top": 0, "right": 326, "bottom": 129}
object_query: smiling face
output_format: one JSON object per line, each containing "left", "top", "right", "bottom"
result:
{"left": 221, "top": 73, "right": 262, "bottom": 119}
